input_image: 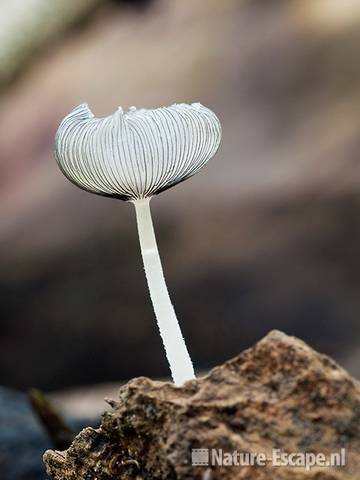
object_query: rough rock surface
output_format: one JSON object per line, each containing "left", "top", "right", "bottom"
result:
{"left": 44, "top": 331, "right": 360, "bottom": 479}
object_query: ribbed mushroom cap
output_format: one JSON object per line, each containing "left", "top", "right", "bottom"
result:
{"left": 55, "top": 102, "right": 222, "bottom": 201}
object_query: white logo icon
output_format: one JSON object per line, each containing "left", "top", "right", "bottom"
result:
{"left": 192, "top": 449, "right": 209, "bottom": 466}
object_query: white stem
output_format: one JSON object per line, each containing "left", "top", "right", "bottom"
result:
{"left": 133, "top": 197, "right": 195, "bottom": 385}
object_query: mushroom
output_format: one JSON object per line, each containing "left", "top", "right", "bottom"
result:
{"left": 55, "top": 102, "right": 222, "bottom": 385}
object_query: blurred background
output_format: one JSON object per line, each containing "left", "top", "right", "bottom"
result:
{"left": 2, "top": 0, "right": 360, "bottom": 477}
{"left": 1, "top": 0, "right": 360, "bottom": 444}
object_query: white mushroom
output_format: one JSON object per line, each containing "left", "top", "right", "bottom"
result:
{"left": 55, "top": 102, "right": 222, "bottom": 385}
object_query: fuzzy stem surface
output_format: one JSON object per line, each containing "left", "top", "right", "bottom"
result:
{"left": 133, "top": 198, "right": 195, "bottom": 385}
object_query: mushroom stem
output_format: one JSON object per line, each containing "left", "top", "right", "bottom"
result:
{"left": 133, "top": 197, "right": 195, "bottom": 385}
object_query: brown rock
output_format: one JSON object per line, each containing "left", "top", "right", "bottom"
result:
{"left": 44, "top": 331, "right": 360, "bottom": 479}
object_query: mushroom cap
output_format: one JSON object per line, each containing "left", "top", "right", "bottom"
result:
{"left": 54, "top": 102, "right": 222, "bottom": 201}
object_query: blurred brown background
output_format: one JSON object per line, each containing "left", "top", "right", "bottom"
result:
{"left": 1, "top": 0, "right": 360, "bottom": 392}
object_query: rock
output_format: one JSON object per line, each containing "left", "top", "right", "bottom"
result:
{"left": 44, "top": 331, "right": 360, "bottom": 479}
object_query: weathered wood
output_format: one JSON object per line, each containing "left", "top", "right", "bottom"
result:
{"left": 44, "top": 331, "right": 360, "bottom": 479}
